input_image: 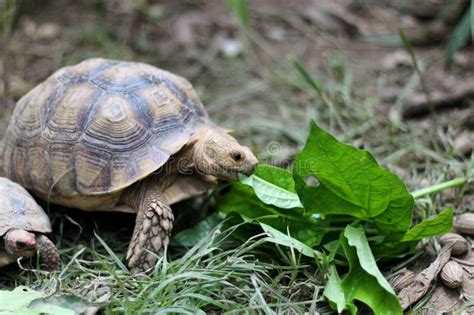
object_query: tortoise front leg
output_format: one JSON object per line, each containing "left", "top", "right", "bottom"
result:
{"left": 126, "top": 193, "right": 174, "bottom": 274}
{"left": 36, "top": 234, "right": 60, "bottom": 271}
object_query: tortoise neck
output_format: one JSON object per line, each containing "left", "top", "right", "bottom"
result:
{"left": 168, "top": 125, "right": 214, "bottom": 175}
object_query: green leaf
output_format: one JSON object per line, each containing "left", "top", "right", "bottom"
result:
{"left": 219, "top": 183, "right": 284, "bottom": 218}
{"left": 8, "top": 305, "right": 75, "bottom": 315}
{"left": 28, "top": 294, "right": 98, "bottom": 315}
{"left": 219, "top": 182, "right": 328, "bottom": 246}
{"left": 241, "top": 165, "right": 302, "bottom": 209}
{"left": 400, "top": 208, "right": 453, "bottom": 242}
{"left": 259, "top": 222, "right": 317, "bottom": 257}
{"left": 172, "top": 212, "right": 224, "bottom": 247}
{"left": 371, "top": 208, "right": 453, "bottom": 258}
{"left": 323, "top": 265, "right": 347, "bottom": 313}
{"left": 224, "top": 0, "right": 250, "bottom": 29}
{"left": 371, "top": 242, "right": 416, "bottom": 260}
{"left": 0, "top": 287, "right": 45, "bottom": 311}
{"left": 254, "top": 164, "right": 298, "bottom": 193}
{"left": 0, "top": 287, "right": 85, "bottom": 315}
{"left": 293, "top": 121, "right": 414, "bottom": 233}
{"left": 446, "top": 2, "right": 472, "bottom": 65}
{"left": 341, "top": 226, "right": 402, "bottom": 315}
{"left": 43, "top": 307, "right": 77, "bottom": 315}
{"left": 344, "top": 226, "right": 395, "bottom": 294}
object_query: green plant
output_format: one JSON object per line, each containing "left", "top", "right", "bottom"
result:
{"left": 446, "top": 0, "right": 474, "bottom": 65}
{"left": 0, "top": 0, "right": 15, "bottom": 38}
{"left": 224, "top": 0, "right": 250, "bottom": 30}
{"left": 175, "top": 120, "right": 464, "bottom": 314}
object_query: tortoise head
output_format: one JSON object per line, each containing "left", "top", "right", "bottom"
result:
{"left": 4, "top": 229, "right": 37, "bottom": 257}
{"left": 190, "top": 127, "right": 258, "bottom": 181}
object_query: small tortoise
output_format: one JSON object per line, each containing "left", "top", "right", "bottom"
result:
{"left": 0, "top": 177, "right": 59, "bottom": 270}
{"left": 2, "top": 58, "right": 257, "bottom": 273}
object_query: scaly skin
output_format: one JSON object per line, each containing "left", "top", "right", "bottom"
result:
{"left": 36, "top": 234, "right": 60, "bottom": 271}
{"left": 122, "top": 179, "right": 173, "bottom": 274}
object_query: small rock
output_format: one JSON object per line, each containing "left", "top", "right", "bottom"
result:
{"left": 417, "top": 178, "right": 433, "bottom": 189}
{"left": 453, "top": 213, "right": 474, "bottom": 236}
{"left": 454, "top": 132, "right": 473, "bottom": 155}
{"left": 352, "top": 137, "right": 364, "bottom": 149}
{"left": 36, "top": 22, "right": 60, "bottom": 40}
{"left": 21, "top": 17, "right": 37, "bottom": 38}
{"left": 439, "top": 233, "right": 469, "bottom": 256}
{"left": 389, "top": 270, "right": 415, "bottom": 293}
{"left": 453, "top": 52, "right": 470, "bottom": 67}
{"left": 219, "top": 38, "right": 242, "bottom": 58}
{"left": 381, "top": 50, "right": 412, "bottom": 70}
{"left": 267, "top": 27, "right": 285, "bottom": 42}
{"left": 388, "top": 107, "right": 402, "bottom": 124}
{"left": 440, "top": 260, "right": 464, "bottom": 289}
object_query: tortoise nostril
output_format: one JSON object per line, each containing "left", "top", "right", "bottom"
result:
{"left": 231, "top": 152, "right": 243, "bottom": 162}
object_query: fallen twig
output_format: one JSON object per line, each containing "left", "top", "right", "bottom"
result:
{"left": 398, "top": 243, "right": 454, "bottom": 310}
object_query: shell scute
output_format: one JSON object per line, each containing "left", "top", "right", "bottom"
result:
{"left": 0, "top": 178, "right": 51, "bottom": 235}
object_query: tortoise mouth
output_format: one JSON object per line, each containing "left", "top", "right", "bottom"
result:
{"left": 6, "top": 239, "right": 36, "bottom": 256}
{"left": 222, "top": 171, "right": 240, "bottom": 181}
{"left": 217, "top": 167, "right": 240, "bottom": 181}
{"left": 215, "top": 164, "right": 257, "bottom": 181}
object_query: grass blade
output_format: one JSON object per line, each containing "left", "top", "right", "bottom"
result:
{"left": 471, "top": 0, "right": 474, "bottom": 43}
{"left": 398, "top": 28, "right": 431, "bottom": 103}
{"left": 292, "top": 59, "right": 323, "bottom": 97}
{"left": 94, "top": 231, "right": 129, "bottom": 272}
{"left": 225, "top": 0, "right": 250, "bottom": 29}
{"left": 446, "top": 3, "right": 472, "bottom": 65}
{"left": 0, "top": 0, "right": 16, "bottom": 35}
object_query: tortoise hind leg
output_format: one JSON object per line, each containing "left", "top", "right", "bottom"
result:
{"left": 36, "top": 234, "right": 60, "bottom": 271}
{"left": 126, "top": 194, "right": 174, "bottom": 274}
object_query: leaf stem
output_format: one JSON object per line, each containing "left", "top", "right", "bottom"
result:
{"left": 411, "top": 177, "right": 467, "bottom": 199}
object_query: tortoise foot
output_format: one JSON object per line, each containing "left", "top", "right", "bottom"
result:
{"left": 126, "top": 197, "right": 174, "bottom": 274}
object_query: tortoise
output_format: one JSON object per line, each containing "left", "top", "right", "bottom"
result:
{"left": 2, "top": 58, "right": 258, "bottom": 273}
{"left": 0, "top": 177, "right": 59, "bottom": 271}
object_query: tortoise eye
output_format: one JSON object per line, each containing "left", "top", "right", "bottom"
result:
{"left": 231, "top": 152, "right": 243, "bottom": 162}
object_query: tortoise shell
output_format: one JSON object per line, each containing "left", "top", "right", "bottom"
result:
{"left": 0, "top": 177, "right": 51, "bottom": 236}
{"left": 2, "top": 58, "right": 211, "bottom": 197}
